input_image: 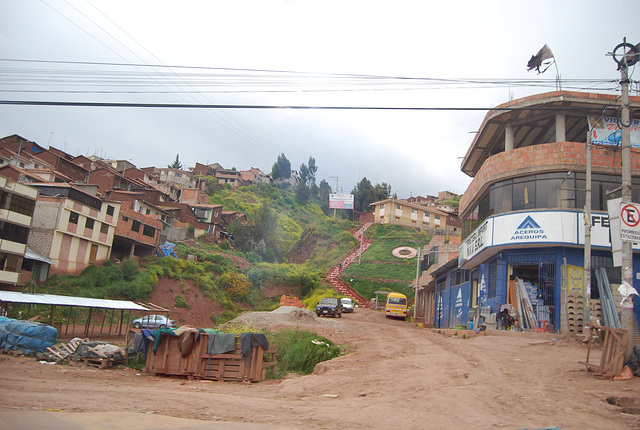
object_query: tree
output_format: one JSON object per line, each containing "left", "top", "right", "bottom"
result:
{"left": 352, "top": 177, "right": 391, "bottom": 213}
{"left": 319, "top": 179, "right": 332, "bottom": 214}
{"left": 168, "top": 154, "right": 183, "bottom": 169}
{"left": 271, "top": 153, "right": 291, "bottom": 181}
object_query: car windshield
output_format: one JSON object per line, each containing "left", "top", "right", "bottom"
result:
{"left": 388, "top": 297, "right": 406, "bottom": 305}
{"left": 341, "top": 299, "right": 352, "bottom": 305}
{"left": 320, "top": 298, "right": 338, "bottom": 305}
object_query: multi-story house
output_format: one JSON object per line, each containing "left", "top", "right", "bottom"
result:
{"left": 27, "top": 183, "right": 120, "bottom": 276}
{"left": 370, "top": 198, "right": 460, "bottom": 236}
{"left": 105, "top": 190, "right": 174, "bottom": 259}
{"left": 0, "top": 175, "right": 38, "bottom": 289}
{"left": 426, "top": 91, "right": 640, "bottom": 333}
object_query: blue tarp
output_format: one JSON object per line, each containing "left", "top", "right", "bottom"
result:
{"left": 157, "top": 241, "right": 178, "bottom": 258}
{"left": 0, "top": 316, "right": 57, "bottom": 355}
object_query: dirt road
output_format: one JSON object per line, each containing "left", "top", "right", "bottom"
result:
{"left": 1, "top": 308, "right": 639, "bottom": 429}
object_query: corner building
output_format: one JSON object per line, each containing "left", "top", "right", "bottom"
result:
{"left": 447, "top": 91, "right": 640, "bottom": 333}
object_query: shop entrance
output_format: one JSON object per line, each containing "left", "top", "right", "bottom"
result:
{"left": 508, "top": 260, "right": 555, "bottom": 330}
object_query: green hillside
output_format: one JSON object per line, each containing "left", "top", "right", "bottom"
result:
{"left": 342, "top": 224, "right": 432, "bottom": 300}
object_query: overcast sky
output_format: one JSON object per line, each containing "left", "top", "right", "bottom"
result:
{"left": 1, "top": 1, "right": 638, "bottom": 199}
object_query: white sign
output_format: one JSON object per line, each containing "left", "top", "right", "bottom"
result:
{"left": 459, "top": 210, "right": 640, "bottom": 267}
{"left": 329, "top": 194, "right": 354, "bottom": 209}
{"left": 607, "top": 198, "right": 623, "bottom": 266}
{"left": 459, "top": 218, "right": 493, "bottom": 263}
{"left": 620, "top": 201, "right": 640, "bottom": 243}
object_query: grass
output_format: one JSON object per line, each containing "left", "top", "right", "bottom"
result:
{"left": 269, "top": 328, "right": 340, "bottom": 376}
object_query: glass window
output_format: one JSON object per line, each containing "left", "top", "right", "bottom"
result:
{"left": 143, "top": 225, "right": 155, "bottom": 237}
{"left": 106, "top": 205, "right": 115, "bottom": 216}
{"left": 69, "top": 212, "right": 79, "bottom": 224}
{"left": 85, "top": 218, "right": 94, "bottom": 230}
{"left": 131, "top": 220, "right": 141, "bottom": 232}
{"left": 0, "top": 221, "right": 29, "bottom": 244}
{"left": 100, "top": 223, "right": 109, "bottom": 234}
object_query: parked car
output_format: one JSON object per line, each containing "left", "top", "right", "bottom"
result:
{"left": 316, "top": 297, "right": 343, "bottom": 318}
{"left": 132, "top": 314, "right": 176, "bottom": 329}
{"left": 340, "top": 298, "right": 355, "bottom": 313}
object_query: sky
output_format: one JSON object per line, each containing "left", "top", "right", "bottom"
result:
{"left": 1, "top": 1, "right": 639, "bottom": 199}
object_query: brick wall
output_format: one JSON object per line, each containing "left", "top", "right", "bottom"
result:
{"left": 280, "top": 295, "right": 306, "bottom": 309}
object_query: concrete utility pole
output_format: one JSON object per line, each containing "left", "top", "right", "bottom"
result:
{"left": 584, "top": 132, "right": 592, "bottom": 323}
{"left": 612, "top": 38, "right": 638, "bottom": 361}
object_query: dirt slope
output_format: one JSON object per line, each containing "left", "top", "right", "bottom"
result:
{"left": 1, "top": 308, "right": 639, "bottom": 429}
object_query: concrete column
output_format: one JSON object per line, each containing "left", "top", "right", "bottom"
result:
{"left": 505, "top": 125, "right": 514, "bottom": 151}
{"left": 555, "top": 113, "right": 566, "bottom": 142}
{"left": 129, "top": 243, "right": 136, "bottom": 258}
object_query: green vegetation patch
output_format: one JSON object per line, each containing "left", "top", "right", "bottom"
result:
{"left": 270, "top": 328, "right": 340, "bottom": 376}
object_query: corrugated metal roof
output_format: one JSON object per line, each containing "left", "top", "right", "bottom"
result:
{"left": 24, "top": 248, "right": 53, "bottom": 265}
{"left": 0, "top": 291, "right": 148, "bottom": 310}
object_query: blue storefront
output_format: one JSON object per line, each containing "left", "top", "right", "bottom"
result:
{"left": 433, "top": 209, "right": 640, "bottom": 331}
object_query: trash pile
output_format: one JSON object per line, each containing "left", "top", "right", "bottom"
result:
{"left": 0, "top": 316, "right": 57, "bottom": 355}
{"left": 40, "top": 338, "right": 125, "bottom": 365}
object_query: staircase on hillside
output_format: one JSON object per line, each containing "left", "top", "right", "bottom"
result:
{"left": 325, "top": 222, "right": 373, "bottom": 308}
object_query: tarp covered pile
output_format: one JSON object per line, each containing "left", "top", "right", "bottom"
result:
{"left": 0, "top": 316, "right": 57, "bottom": 354}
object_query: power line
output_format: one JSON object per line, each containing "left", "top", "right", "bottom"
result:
{"left": 0, "top": 100, "right": 626, "bottom": 111}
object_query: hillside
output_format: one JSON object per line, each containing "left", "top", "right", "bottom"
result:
{"left": 342, "top": 224, "right": 432, "bottom": 300}
{"left": 19, "top": 184, "right": 437, "bottom": 327}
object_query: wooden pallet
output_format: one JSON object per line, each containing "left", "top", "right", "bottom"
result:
{"left": 81, "top": 357, "right": 114, "bottom": 369}
{"left": 46, "top": 338, "right": 89, "bottom": 361}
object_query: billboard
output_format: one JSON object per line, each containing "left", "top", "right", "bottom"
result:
{"left": 329, "top": 194, "right": 354, "bottom": 209}
{"left": 588, "top": 115, "right": 640, "bottom": 148}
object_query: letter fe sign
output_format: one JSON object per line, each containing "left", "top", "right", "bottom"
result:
{"left": 620, "top": 202, "right": 640, "bottom": 243}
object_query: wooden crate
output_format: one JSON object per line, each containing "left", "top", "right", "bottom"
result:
{"left": 146, "top": 332, "right": 276, "bottom": 382}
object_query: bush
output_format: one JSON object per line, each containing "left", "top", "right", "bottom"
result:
{"left": 174, "top": 295, "right": 191, "bottom": 309}
{"left": 272, "top": 328, "right": 340, "bottom": 376}
{"left": 220, "top": 272, "right": 252, "bottom": 299}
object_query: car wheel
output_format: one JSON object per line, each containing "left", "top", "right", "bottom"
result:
{"left": 133, "top": 322, "right": 141, "bottom": 329}
{"left": 317, "top": 313, "right": 321, "bottom": 317}
{"left": 159, "top": 324, "right": 166, "bottom": 329}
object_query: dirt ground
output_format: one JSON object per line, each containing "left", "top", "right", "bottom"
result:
{"left": 1, "top": 307, "right": 640, "bottom": 430}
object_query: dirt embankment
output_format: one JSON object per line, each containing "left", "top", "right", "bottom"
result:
{"left": 1, "top": 308, "right": 639, "bottom": 429}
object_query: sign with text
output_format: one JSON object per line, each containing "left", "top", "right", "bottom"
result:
{"left": 329, "top": 194, "right": 354, "bottom": 209}
{"left": 620, "top": 201, "right": 640, "bottom": 243}
{"left": 588, "top": 115, "right": 640, "bottom": 148}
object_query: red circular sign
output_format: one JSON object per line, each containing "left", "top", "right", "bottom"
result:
{"left": 621, "top": 204, "right": 640, "bottom": 227}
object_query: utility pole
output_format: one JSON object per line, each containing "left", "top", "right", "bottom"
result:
{"left": 330, "top": 176, "right": 338, "bottom": 218}
{"left": 612, "top": 38, "right": 639, "bottom": 361}
{"left": 584, "top": 132, "right": 592, "bottom": 323}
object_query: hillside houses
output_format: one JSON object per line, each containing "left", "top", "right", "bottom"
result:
{"left": 0, "top": 134, "right": 255, "bottom": 289}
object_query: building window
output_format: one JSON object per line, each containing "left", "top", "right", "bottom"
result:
{"left": 85, "top": 218, "right": 95, "bottom": 230}
{"left": 106, "top": 205, "right": 115, "bottom": 216}
{"left": 100, "top": 223, "right": 109, "bottom": 234}
{"left": 122, "top": 215, "right": 129, "bottom": 222}
{"left": 0, "top": 221, "right": 29, "bottom": 244}
{"left": 146, "top": 208, "right": 151, "bottom": 215}
{"left": 143, "top": 225, "right": 155, "bottom": 237}
{"left": 69, "top": 212, "right": 79, "bottom": 225}
{"left": 131, "top": 220, "right": 141, "bottom": 232}
{"left": 0, "top": 192, "right": 35, "bottom": 217}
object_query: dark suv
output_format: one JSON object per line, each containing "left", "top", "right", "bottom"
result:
{"left": 316, "top": 297, "right": 343, "bottom": 318}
